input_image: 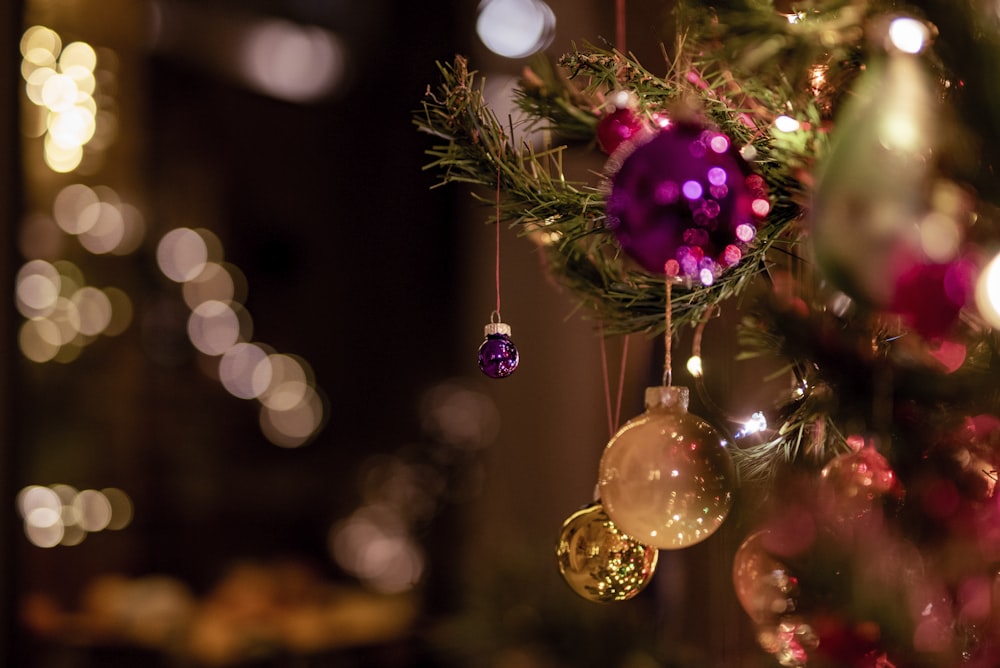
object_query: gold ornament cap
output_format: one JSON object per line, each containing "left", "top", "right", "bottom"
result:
{"left": 644, "top": 385, "right": 689, "bottom": 411}
{"left": 484, "top": 322, "right": 512, "bottom": 337}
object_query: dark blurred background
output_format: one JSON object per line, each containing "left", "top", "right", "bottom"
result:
{"left": 1, "top": 1, "right": 771, "bottom": 666}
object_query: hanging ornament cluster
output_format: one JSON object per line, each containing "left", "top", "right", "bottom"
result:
{"left": 604, "top": 120, "right": 769, "bottom": 284}
{"left": 556, "top": 279, "right": 736, "bottom": 601}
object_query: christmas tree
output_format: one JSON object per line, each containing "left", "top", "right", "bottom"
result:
{"left": 416, "top": 1, "right": 1000, "bottom": 666}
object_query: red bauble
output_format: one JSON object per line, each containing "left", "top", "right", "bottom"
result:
{"left": 596, "top": 107, "right": 648, "bottom": 154}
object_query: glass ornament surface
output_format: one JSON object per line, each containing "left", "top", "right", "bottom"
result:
{"left": 555, "top": 501, "right": 658, "bottom": 603}
{"left": 733, "top": 530, "right": 800, "bottom": 625}
{"left": 604, "top": 121, "right": 766, "bottom": 282}
{"left": 597, "top": 386, "right": 735, "bottom": 549}
{"left": 810, "top": 49, "right": 939, "bottom": 308}
{"left": 477, "top": 321, "right": 518, "bottom": 378}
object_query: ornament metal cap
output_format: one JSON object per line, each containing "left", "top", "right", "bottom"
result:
{"left": 484, "top": 321, "right": 512, "bottom": 337}
{"left": 644, "top": 385, "right": 689, "bottom": 410}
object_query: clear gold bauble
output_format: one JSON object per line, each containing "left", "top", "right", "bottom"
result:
{"left": 555, "top": 502, "right": 658, "bottom": 603}
{"left": 597, "top": 386, "right": 735, "bottom": 550}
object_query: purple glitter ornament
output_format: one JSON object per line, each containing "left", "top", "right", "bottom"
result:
{"left": 478, "top": 321, "right": 519, "bottom": 379}
{"left": 604, "top": 121, "right": 768, "bottom": 282}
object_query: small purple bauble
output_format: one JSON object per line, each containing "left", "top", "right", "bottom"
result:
{"left": 478, "top": 322, "right": 519, "bottom": 379}
{"left": 604, "top": 121, "right": 769, "bottom": 283}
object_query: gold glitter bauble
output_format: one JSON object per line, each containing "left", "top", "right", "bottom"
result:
{"left": 555, "top": 502, "right": 658, "bottom": 603}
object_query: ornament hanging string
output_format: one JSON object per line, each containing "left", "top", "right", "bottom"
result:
{"left": 599, "top": 321, "right": 631, "bottom": 438}
{"left": 663, "top": 278, "right": 673, "bottom": 386}
{"left": 494, "top": 158, "right": 502, "bottom": 318}
{"left": 615, "top": 0, "right": 626, "bottom": 54}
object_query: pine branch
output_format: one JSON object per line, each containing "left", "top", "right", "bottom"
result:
{"left": 415, "top": 46, "right": 818, "bottom": 336}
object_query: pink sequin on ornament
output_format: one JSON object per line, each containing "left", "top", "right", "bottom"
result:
{"left": 605, "top": 122, "right": 766, "bottom": 281}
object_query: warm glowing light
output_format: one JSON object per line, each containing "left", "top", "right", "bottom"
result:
{"left": 43, "top": 137, "right": 83, "bottom": 172}
{"left": 774, "top": 115, "right": 801, "bottom": 133}
{"left": 18, "top": 484, "right": 133, "bottom": 546}
{"left": 18, "top": 485, "right": 61, "bottom": 518}
{"left": 183, "top": 262, "right": 245, "bottom": 309}
{"left": 77, "top": 201, "right": 125, "bottom": 254}
{"left": 157, "top": 227, "right": 208, "bottom": 282}
{"left": 59, "top": 41, "right": 97, "bottom": 71}
{"left": 25, "top": 67, "right": 56, "bottom": 105}
{"left": 47, "top": 106, "right": 96, "bottom": 149}
{"left": 260, "top": 384, "right": 325, "bottom": 448}
{"left": 889, "top": 17, "right": 930, "bottom": 54}
{"left": 16, "top": 259, "right": 61, "bottom": 317}
{"left": 40, "top": 73, "right": 79, "bottom": 112}
{"left": 53, "top": 183, "right": 99, "bottom": 233}
{"left": 187, "top": 299, "right": 246, "bottom": 356}
{"left": 21, "top": 28, "right": 106, "bottom": 173}
{"left": 71, "top": 286, "right": 113, "bottom": 336}
{"left": 20, "top": 26, "right": 62, "bottom": 62}
{"left": 258, "top": 354, "right": 311, "bottom": 411}
{"left": 219, "top": 342, "right": 272, "bottom": 399}
{"left": 975, "top": 252, "right": 1000, "bottom": 329}
{"left": 329, "top": 506, "right": 425, "bottom": 593}
{"left": 19, "top": 320, "right": 60, "bottom": 362}
{"left": 476, "top": 0, "right": 556, "bottom": 59}
{"left": 240, "top": 20, "right": 347, "bottom": 102}
{"left": 686, "top": 355, "right": 703, "bottom": 377}
{"left": 74, "top": 489, "right": 112, "bottom": 532}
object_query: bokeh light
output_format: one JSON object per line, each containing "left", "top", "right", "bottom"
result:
{"left": 187, "top": 300, "right": 250, "bottom": 356}
{"left": 219, "top": 342, "right": 273, "bottom": 399}
{"left": 18, "top": 484, "right": 133, "bottom": 548}
{"left": 156, "top": 225, "right": 326, "bottom": 447}
{"left": 240, "top": 20, "right": 348, "bottom": 102}
{"left": 329, "top": 505, "right": 425, "bottom": 594}
{"left": 774, "top": 115, "right": 801, "bottom": 133}
{"left": 157, "top": 227, "right": 209, "bottom": 282}
{"left": 418, "top": 379, "right": 499, "bottom": 450}
{"left": 889, "top": 17, "right": 930, "bottom": 54}
{"left": 975, "top": 251, "right": 1000, "bottom": 329}
{"left": 476, "top": 0, "right": 556, "bottom": 59}
{"left": 15, "top": 259, "right": 131, "bottom": 362}
{"left": 20, "top": 26, "right": 111, "bottom": 174}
